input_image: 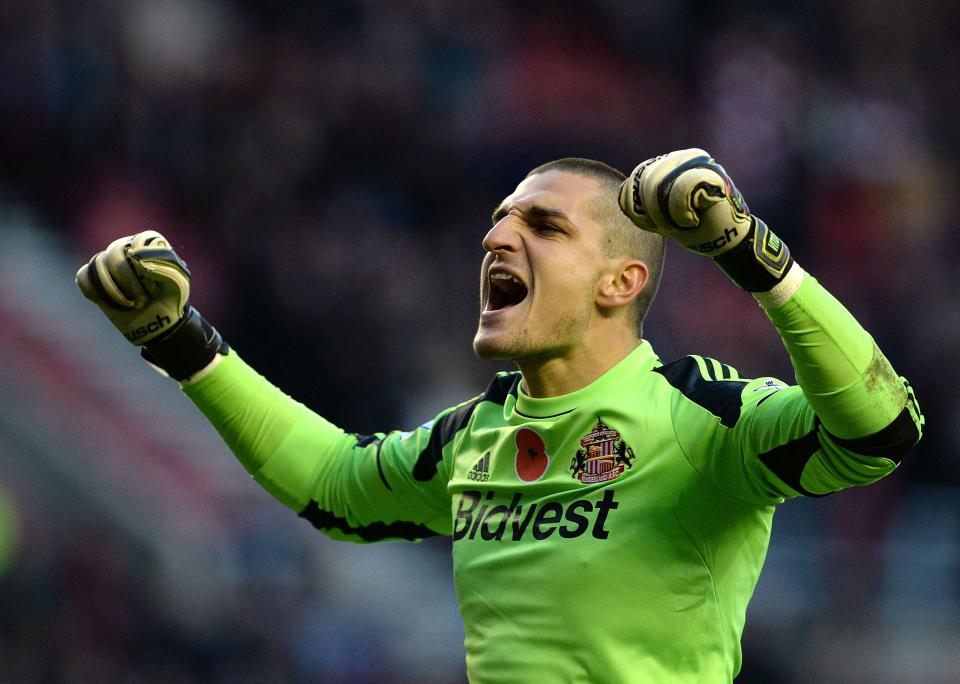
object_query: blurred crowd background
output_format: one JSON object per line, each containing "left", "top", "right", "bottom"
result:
{"left": 1, "top": 0, "right": 959, "bottom": 681}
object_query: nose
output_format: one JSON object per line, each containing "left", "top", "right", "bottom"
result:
{"left": 482, "top": 216, "right": 521, "bottom": 254}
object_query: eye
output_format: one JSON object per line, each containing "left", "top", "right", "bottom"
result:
{"left": 535, "top": 223, "right": 562, "bottom": 235}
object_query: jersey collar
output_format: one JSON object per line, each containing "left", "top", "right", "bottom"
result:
{"left": 514, "top": 341, "right": 659, "bottom": 419}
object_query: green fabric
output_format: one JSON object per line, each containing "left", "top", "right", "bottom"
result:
{"left": 185, "top": 353, "right": 451, "bottom": 529}
{"left": 183, "top": 291, "right": 922, "bottom": 683}
{"left": 764, "top": 273, "right": 909, "bottom": 438}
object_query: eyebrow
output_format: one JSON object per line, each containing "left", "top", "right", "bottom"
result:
{"left": 491, "top": 204, "right": 572, "bottom": 226}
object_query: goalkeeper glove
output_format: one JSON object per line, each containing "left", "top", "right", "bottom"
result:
{"left": 618, "top": 148, "right": 794, "bottom": 292}
{"left": 76, "top": 231, "right": 227, "bottom": 381}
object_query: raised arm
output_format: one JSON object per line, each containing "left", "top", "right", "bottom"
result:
{"left": 621, "top": 150, "right": 923, "bottom": 502}
{"left": 76, "top": 232, "right": 452, "bottom": 540}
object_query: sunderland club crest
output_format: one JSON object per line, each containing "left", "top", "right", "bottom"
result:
{"left": 570, "top": 418, "right": 636, "bottom": 484}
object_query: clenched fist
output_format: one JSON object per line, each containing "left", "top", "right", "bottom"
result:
{"left": 77, "top": 231, "right": 226, "bottom": 381}
{"left": 619, "top": 149, "right": 794, "bottom": 292}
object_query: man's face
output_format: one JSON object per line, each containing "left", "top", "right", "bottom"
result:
{"left": 473, "top": 170, "right": 612, "bottom": 362}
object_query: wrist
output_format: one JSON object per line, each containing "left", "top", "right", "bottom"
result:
{"left": 180, "top": 352, "right": 226, "bottom": 387}
{"left": 140, "top": 306, "right": 230, "bottom": 381}
{"left": 712, "top": 217, "right": 794, "bottom": 292}
{"left": 753, "top": 263, "right": 805, "bottom": 309}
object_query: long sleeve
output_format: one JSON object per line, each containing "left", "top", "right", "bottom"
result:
{"left": 661, "top": 268, "right": 923, "bottom": 504}
{"left": 761, "top": 268, "right": 922, "bottom": 441}
{"left": 182, "top": 351, "right": 454, "bottom": 541}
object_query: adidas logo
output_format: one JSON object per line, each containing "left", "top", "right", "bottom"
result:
{"left": 467, "top": 451, "right": 491, "bottom": 482}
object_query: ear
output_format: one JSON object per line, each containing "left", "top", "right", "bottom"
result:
{"left": 596, "top": 260, "right": 649, "bottom": 310}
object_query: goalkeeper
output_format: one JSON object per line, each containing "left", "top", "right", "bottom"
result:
{"left": 77, "top": 149, "right": 923, "bottom": 682}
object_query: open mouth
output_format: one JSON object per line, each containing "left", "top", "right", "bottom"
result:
{"left": 487, "top": 271, "right": 529, "bottom": 311}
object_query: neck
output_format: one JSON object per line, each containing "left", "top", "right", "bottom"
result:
{"left": 516, "top": 328, "right": 642, "bottom": 398}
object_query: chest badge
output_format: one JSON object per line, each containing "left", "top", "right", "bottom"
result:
{"left": 570, "top": 418, "right": 636, "bottom": 484}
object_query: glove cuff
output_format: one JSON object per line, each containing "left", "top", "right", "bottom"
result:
{"left": 712, "top": 217, "right": 794, "bottom": 292}
{"left": 140, "top": 306, "right": 229, "bottom": 381}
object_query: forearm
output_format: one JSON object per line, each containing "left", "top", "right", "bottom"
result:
{"left": 182, "top": 351, "right": 349, "bottom": 511}
{"left": 754, "top": 265, "right": 912, "bottom": 439}
{"left": 180, "top": 352, "right": 450, "bottom": 540}
{"left": 74, "top": 231, "right": 448, "bottom": 537}
{"left": 617, "top": 148, "right": 922, "bottom": 479}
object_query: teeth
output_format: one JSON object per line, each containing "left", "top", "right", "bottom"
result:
{"left": 491, "top": 273, "right": 520, "bottom": 284}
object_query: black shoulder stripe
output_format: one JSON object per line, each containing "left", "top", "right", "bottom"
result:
{"left": 506, "top": 372, "right": 522, "bottom": 399}
{"left": 411, "top": 373, "right": 518, "bottom": 482}
{"left": 412, "top": 398, "right": 481, "bottom": 482}
{"left": 825, "top": 406, "right": 920, "bottom": 465}
{"left": 487, "top": 372, "right": 521, "bottom": 404}
{"left": 654, "top": 356, "right": 746, "bottom": 428}
{"left": 299, "top": 501, "right": 437, "bottom": 541}
{"left": 718, "top": 362, "right": 737, "bottom": 381}
{"left": 756, "top": 421, "right": 828, "bottom": 498}
{"left": 700, "top": 356, "right": 718, "bottom": 380}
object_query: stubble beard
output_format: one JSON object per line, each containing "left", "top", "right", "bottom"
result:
{"left": 473, "top": 323, "right": 533, "bottom": 361}
{"left": 472, "top": 308, "right": 587, "bottom": 363}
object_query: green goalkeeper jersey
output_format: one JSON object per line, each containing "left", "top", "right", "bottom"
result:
{"left": 184, "top": 273, "right": 922, "bottom": 682}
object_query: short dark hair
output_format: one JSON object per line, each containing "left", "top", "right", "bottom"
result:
{"left": 526, "top": 158, "right": 666, "bottom": 338}
{"left": 526, "top": 157, "right": 627, "bottom": 185}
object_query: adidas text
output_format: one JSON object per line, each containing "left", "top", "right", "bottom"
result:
{"left": 467, "top": 452, "right": 491, "bottom": 482}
